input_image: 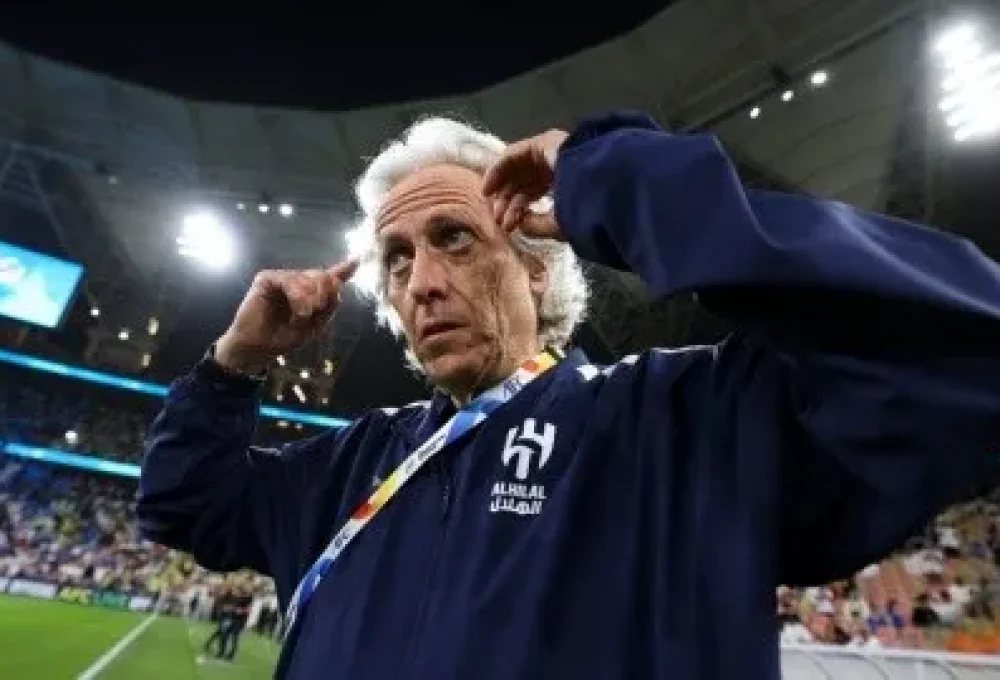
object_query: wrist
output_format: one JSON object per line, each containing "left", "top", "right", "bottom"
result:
{"left": 214, "top": 334, "right": 269, "bottom": 377}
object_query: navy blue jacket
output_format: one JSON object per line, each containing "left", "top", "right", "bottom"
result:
{"left": 138, "top": 113, "right": 1000, "bottom": 679}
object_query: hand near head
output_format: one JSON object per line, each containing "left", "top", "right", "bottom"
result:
{"left": 482, "top": 129, "right": 569, "bottom": 240}
{"left": 216, "top": 259, "right": 359, "bottom": 374}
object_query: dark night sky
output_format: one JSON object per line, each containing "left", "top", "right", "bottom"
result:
{"left": 0, "top": 2, "right": 670, "bottom": 110}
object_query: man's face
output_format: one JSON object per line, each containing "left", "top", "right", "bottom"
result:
{"left": 377, "top": 164, "right": 547, "bottom": 399}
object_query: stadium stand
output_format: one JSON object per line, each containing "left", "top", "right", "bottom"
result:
{"left": 0, "top": 459, "right": 278, "bottom": 623}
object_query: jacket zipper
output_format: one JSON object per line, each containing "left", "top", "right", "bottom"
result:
{"left": 403, "top": 458, "right": 454, "bottom": 672}
{"left": 440, "top": 464, "right": 453, "bottom": 521}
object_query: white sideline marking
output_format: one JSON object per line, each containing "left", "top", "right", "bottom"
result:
{"left": 76, "top": 613, "right": 159, "bottom": 680}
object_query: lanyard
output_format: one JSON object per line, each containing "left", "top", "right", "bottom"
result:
{"left": 283, "top": 347, "right": 564, "bottom": 636}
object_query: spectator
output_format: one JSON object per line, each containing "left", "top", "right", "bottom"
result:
{"left": 938, "top": 523, "right": 962, "bottom": 560}
{"left": 848, "top": 628, "right": 883, "bottom": 649}
{"left": 911, "top": 593, "right": 941, "bottom": 628}
{"left": 867, "top": 600, "right": 905, "bottom": 636}
{"left": 949, "top": 575, "right": 972, "bottom": 610}
{"left": 970, "top": 576, "right": 996, "bottom": 620}
{"left": 930, "top": 590, "right": 963, "bottom": 626}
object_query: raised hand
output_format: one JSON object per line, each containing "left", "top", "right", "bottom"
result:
{"left": 215, "top": 259, "right": 358, "bottom": 374}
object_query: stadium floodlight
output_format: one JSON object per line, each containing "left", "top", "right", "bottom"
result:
{"left": 749, "top": 106, "right": 761, "bottom": 119}
{"left": 176, "top": 210, "right": 235, "bottom": 270}
{"left": 64, "top": 430, "right": 78, "bottom": 444}
{"left": 810, "top": 70, "right": 829, "bottom": 87}
{"left": 118, "top": 329, "right": 129, "bottom": 341}
{"left": 934, "top": 21, "right": 1000, "bottom": 142}
{"left": 90, "top": 306, "right": 100, "bottom": 317}
{"left": 781, "top": 90, "right": 795, "bottom": 102}
{"left": 300, "top": 369, "right": 310, "bottom": 379}
{"left": 279, "top": 203, "right": 295, "bottom": 218}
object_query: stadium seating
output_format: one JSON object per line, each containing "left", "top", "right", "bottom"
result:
{"left": 0, "top": 459, "right": 275, "bottom": 621}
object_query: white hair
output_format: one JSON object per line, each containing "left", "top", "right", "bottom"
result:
{"left": 348, "top": 116, "right": 588, "bottom": 358}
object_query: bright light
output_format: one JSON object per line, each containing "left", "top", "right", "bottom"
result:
{"left": 236, "top": 202, "right": 247, "bottom": 211}
{"left": 278, "top": 420, "right": 288, "bottom": 429}
{"left": 749, "top": 106, "right": 761, "bottom": 119}
{"left": 141, "top": 353, "right": 151, "bottom": 368}
{"left": 276, "top": 355, "right": 286, "bottom": 366}
{"left": 934, "top": 22, "right": 1000, "bottom": 143}
{"left": 64, "top": 430, "right": 78, "bottom": 445}
{"left": 321, "top": 397, "right": 329, "bottom": 405}
{"left": 810, "top": 70, "right": 829, "bottom": 87}
{"left": 781, "top": 90, "right": 795, "bottom": 102}
{"left": 118, "top": 329, "right": 129, "bottom": 341}
{"left": 323, "top": 359, "right": 334, "bottom": 375}
{"left": 300, "top": 369, "right": 310, "bottom": 379}
{"left": 936, "top": 23, "right": 978, "bottom": 56}
{"left": 278, "top": 203, "right": 295, "bottom": 218}
{"left": 293, "top": 384, "right": 307, "bottom": 403}
{"left": 147, "top": 317, "right": 159, "bottom": 336}
{"left": 90, "top": 307, "right": 100, "bottom": 318}
{"left": 258, "top": 202, "right": 270, "bottom": 214}
{"left": 177, "top": 211, "right": 235, "bottom": 270}
{"left": 344, "top": 226, "right": 379, "bottom": 295}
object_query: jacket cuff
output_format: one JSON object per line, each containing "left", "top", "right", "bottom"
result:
{"left": 191, "top": 344, "right": 267, "bottom": 398}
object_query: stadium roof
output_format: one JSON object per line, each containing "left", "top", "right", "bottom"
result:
{"left": 0, "top": 0, "right": 950, "bottom": 411}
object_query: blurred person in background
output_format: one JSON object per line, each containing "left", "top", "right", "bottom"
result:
{"left": 912, "top": 593, "right": 941, "bottom": 629}
{"left": 223, "top": 583, "right": 254, "bottom": 662}
{"left": 970, "top": 576, "right": 997, "bottom": 620}
{"left": 203, "top": 584, "right": 237, "bottom": 662}
{"left": 140, "top": 111, "right": 1000, "bottom": 680}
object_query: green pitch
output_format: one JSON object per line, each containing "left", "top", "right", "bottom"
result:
{"left": 0, "top": 595, "right": 280, "bottom": 679}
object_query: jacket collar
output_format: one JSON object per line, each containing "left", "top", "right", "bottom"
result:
{"left": 408, "top": 348, "right": 589, "bottom": 445}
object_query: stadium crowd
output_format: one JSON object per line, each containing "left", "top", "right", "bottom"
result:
{"left": 0, "top": 457, "right": 279, "bottom": 635}
{"left": 2, "top": 374, "right": 1000, "bottom": 654}
{"left": 0, "top": 374, "right": 317, "bottom": 464}
{"left": 777, "top": 497, "right": 1000, "bottom": 652}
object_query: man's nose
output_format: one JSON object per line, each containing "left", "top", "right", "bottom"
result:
{"left": 406, "top": 249, "right": 449, "bottom": 302}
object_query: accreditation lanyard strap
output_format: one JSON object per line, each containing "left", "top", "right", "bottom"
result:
{"left": 283, "top": 347, "right": 564, "bottom": 635}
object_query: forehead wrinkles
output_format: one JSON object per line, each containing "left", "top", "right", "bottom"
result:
{"left": 376, "top": 167, "right": 485, "bottom": 233}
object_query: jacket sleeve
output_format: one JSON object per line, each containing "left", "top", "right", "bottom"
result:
{"left": 554, "top": 112, "right": 1000, "bottom": 584}
{"left": 136, "top": 364, "right": 360, "bottom": 587}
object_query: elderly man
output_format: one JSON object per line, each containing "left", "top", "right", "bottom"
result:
{"left": 138, "top": 112, "right": 1000, "bottom": 679}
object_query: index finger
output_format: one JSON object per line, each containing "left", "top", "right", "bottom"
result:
{"left": 327, "top": 258, "right": 360, "bottom": 282}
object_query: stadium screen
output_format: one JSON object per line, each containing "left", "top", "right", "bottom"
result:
{"left": 0, "top": 240, "right": 84, "bottom": 329}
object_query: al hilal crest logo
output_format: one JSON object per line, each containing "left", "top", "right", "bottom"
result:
{"left": 490, "top": 418, "right": 556, "bottom": 517}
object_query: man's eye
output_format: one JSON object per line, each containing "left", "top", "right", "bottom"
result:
{"left": 385, "top": 251, "right": 411, "bottom": 275}
{"left": 440, "top": 227, "right": 473, "bottom": 251}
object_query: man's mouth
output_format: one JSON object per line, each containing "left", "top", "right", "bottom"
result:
{"left": 419, "top": 321, "right": 464, "bottom": 342}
